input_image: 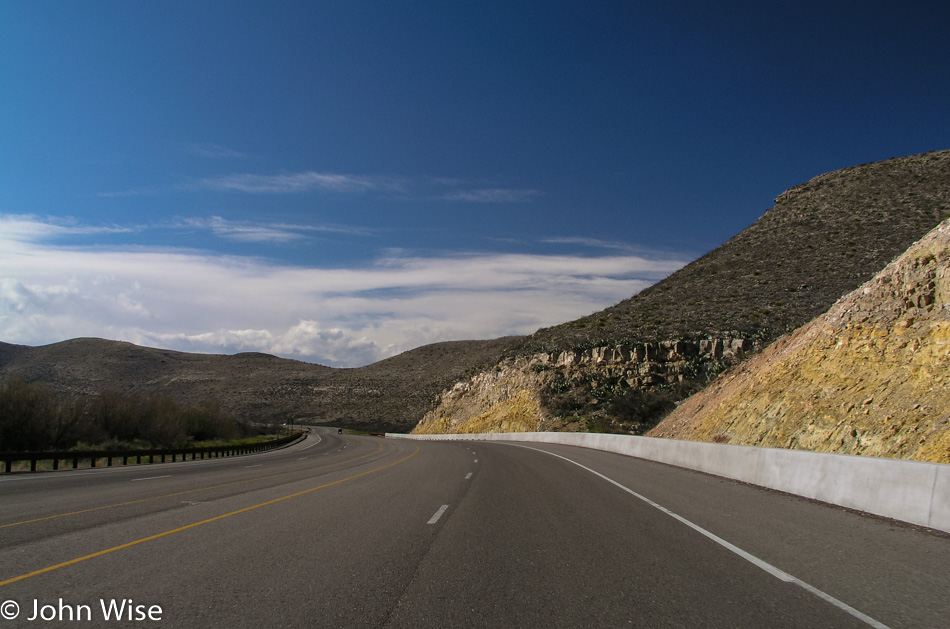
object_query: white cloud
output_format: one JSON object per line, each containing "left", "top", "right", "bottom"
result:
{"left": 541, "top": 236, "right": 637, "bottom": 251}
{"left": 0, "top": 215, "right": 690, "bottom": 367}
{"left": 0, "top": 215, "right": 133, "bottom": 239}
{"left": 182, "top": 216, "right": 305, "bottom": 243}
{"left": 193, "top": 171, "right": 401, "bottom": 194}
{"left": 179, "top": 216, "right": 372, "bottom": 242}
{"left": 183, "top": 142, "right": 247, "bottom": 159}
{"left": 97, "top": 186, "right": 164, "bottom": 198}
{"left": 441, "top": 188, "right": 541, "bottom": 203}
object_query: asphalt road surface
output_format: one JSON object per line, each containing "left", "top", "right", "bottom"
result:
{"left": 0, "top": 428, "right": 947, "bottom": 628}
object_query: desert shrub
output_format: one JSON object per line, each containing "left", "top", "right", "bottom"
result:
{"left": 0, "top": 378, "right": 58, "bottom": 450}
{"left": 606, "top": 387, "right": 680, "bottom": 434}
{"left": 0, "top": 377, "right": 247, "bottom": 451}
{"left": 184, "top": 399, "right": 240, "bottom": 442}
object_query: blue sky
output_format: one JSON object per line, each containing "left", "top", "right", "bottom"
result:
{"left": 2, "top": 1, "right": 949, "bottom": 366}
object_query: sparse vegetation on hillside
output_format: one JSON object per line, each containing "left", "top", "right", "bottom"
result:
{"left": 515, "top": 151, "right": 950, "bottom": 357}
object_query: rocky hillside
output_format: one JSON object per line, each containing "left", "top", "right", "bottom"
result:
{"left": 649, "top": 219, "right": 950, "bottom": 463}
{"left": 415, "top": 151, "right": 950, "bottom": 436}
{"left": 517, "top": 150, "right": 950, "bottom": 354}
{"left": 0, "top": 336, "right": 517, "bottom": 433}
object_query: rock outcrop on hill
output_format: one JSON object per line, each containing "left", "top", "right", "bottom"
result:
{"left": 648, "top": 219, "right": 950, "bottom": 463}
{"left": 414, "top": 151, "right": 950, "bottom": 437}
{"left": 413, "top": 334, "right": 764, "bottom": 434}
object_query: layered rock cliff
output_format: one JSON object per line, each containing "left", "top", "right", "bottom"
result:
{"left": 649, "top": 219, "right": 950, "bottom": 463}
{"left": 413, "top": 335, "right": 762, "bottom": 434}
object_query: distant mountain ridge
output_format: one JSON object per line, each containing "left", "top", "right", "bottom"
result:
{"left": 0, "top": 336, "right": 517, "bottom": 432}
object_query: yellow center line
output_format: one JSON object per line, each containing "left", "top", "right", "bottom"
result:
{"left": 0, "top": 441, "right": 385, "bottom": 529}
{"left": 0, "top": 444, "right": 420, "bottom": 588}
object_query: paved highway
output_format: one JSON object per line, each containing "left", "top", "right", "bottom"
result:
{"left": 0, "top": 428, "right": 947, "bottom": 628}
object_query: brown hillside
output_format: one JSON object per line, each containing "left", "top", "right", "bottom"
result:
{"left": 649, "top": 219, "right": 950, "bottom": 463}
{"left": 0, "top": 336, "right": 518, "bottom": 433}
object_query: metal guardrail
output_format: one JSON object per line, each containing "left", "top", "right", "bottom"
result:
{"left": 0, "top": 432, "right": 305, "bottom": 474}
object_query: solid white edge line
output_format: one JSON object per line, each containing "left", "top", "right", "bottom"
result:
{"left": 513, "top": 444, "right": 891, "bottom": 629}
{"left": 427, "top": 504, "right": 450, "bottom": 525}
{"left": 299, "top": 433, "right": 324, "bottom": 450}
{"left": 130, "top": 475, "right": 171, "bottom": 482}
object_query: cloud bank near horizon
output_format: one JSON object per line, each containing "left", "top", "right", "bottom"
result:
{"left": 0, "top": 215, "right": 690, "bottom": 367}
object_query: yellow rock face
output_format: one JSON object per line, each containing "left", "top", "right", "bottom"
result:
{"left": 650, "top": 220, "right": 950, "bottom": 463}
{"left": 412, "top": 361, "right": 548, "bottom": 434}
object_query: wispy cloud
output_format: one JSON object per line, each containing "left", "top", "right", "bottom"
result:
{"left": 97, "top": 185, "right": 165, "bottom": 198}
{"left": 540, "top": 237, "right": 644, "bottom": 253}
{"left": 0, "top": 215, "right": 135, "bottom": 239}
{"left": 182, "top": 142, "right": 247, "bottom": 159}
{"left": 199, "top": 218, "right": 305, "bottom": 243}
{"left": 193, "top": 171, "right": 402, "bottom": 194}
{"left": 177, "top": 217, "right": 302, "bottom": 243}
{"left": 441, "top": 188, "right": 541, "bottom": 203}
{"left": 177, "top": 216, "right": 373, "bottom": 243}
{"left": 97, "top": 170, "right": 541, "bottom": 205}
{"left": 0, "top": 215, "right": 690, "bottom": 367}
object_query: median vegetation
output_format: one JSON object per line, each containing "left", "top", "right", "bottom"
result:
{"left": 0, "top": 377, "right": 270, "bottom": 452}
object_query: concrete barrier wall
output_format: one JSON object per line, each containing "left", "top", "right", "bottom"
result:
{"left": 387, "top": 432, "right": 950, "bottom": 534}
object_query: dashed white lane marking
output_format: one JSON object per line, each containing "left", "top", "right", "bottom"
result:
{"left": 474, "top": 459, "right": 478, "bottom": 463}
{"left": 245, "top": 464, "right": 263, "bottom": 468}
{"left": 465, "top": 472, "right": 473, "bottom": 479}
{"left": 130, "top": 475, "right": 171, "bottom": 482}
{"left": 427, "top": 504, "right": 450, "bottom": 525}
{"left": 516, "top": 445, "right": 891, "bottom": 629}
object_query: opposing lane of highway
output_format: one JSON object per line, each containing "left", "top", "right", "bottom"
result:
{"left": 0, "top": 430, "right": 946, "bottom": 628}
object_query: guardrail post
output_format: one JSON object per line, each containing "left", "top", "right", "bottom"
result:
{"left": 0, "top": 433, "right": 301, "bottom": 475}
